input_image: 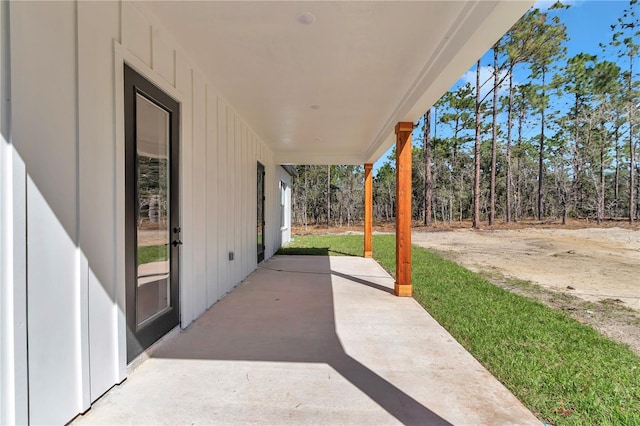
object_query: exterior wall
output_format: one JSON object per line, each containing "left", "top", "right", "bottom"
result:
{"left": 1, "top": 1, "right": 29, "bottom": 424}
{"left": 1, "top": 1, "right": 284, "bottom": 424}
{"left": 277, "top": 166, "right": 293, "bottom": 247}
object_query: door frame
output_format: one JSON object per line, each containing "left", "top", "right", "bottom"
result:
{"left": 124, "top": 64, "right": 180, "bottom": 363}
{"left": 257, "top": 162, "right": 265, "bottom": 263}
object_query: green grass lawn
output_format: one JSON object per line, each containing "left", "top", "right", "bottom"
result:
{"left": 138, "top": 244, "right": 168, "bottom": 265}
{"left": 277, "top": 235, "right": 363, "bottom": 256}
{"left": 278, "top": 234, "right": 640, "bottom": 425}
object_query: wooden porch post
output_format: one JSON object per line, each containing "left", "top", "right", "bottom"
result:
{"left": 364, "top": 163, "right": 373, "bottom": 258}
{"left": 395, "top": 122, "right": 413, "bottom": 297}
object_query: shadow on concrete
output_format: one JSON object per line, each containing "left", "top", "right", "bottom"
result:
{"left": 275, "top": 247, "right": 359, "bottom": 257}
{"left": 153, "top": 255, "right": 450, "bottom": 425}
{"left": 331, "top": 269, "right": 395, "bottom": 295}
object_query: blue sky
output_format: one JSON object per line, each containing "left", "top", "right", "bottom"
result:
{"left": 373, "top": 0, "right": 634, "bottom": 172}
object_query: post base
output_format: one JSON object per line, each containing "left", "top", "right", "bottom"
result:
{"left": 394, "top": 283, "right": 412, "bottom": 297}
{"left": 364, "top": 251, "right": 373, "bottom": 258}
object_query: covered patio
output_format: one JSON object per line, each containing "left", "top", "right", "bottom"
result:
{"left": 1, "top": 1, "right": 538, "bottom": 424}
{"left": 75, "top": 255, "right": 538, "bottom": 425}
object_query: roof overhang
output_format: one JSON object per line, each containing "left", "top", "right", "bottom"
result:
{"left": 281, "top": 165, "right": 298, "bottom": 178}
{"left": 142, "top": 1, "right": 533, "bottom": 165}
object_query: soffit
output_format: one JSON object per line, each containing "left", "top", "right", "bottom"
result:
{"left": 143, "top": 1, "right": 533, "bottom": 165}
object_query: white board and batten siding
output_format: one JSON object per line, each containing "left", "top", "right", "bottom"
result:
{"left": 278, "top": 166, "right": 294, "bottom": 247}
{"left": 1, "top": 1, "right": 284, "bottom": 424}
{"left": 1, "top": 1, "right": 29, "bottom": 424}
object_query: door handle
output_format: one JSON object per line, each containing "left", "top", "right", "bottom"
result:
{"left": 172, "top": 240, "right": 183, "bottom": 247}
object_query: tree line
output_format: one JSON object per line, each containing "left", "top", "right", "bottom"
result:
{"left": 291, "top": 1, "right": 640, "bottom": 228}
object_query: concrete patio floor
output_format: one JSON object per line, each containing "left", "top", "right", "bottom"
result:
{"left": 74, "top": 255, "right": 539, "bottom": 425}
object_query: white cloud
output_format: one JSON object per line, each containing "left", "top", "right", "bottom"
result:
{"left": 460, "top": 65, "right": 511, "bottom": 101}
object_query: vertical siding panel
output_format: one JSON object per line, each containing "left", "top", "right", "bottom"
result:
{"left": 242, "top": 125, "right": 249, "bottom": 278}
{"left": 274, "top": 155, "right": 278, "bottom": 255}
{"left": 27, "top": 181, "right": 82, "bottom": 424}
{"left": 179, "top": 68, "right": 194, "bottom": 326}
{"left": 217, "top": 101, "right": 228, "bottom": 297}
{"left": 226, "top": 110, "right": 235, "bottom": 293}
{"left": 234, "top": 117, "right": 241, "bottom": 283}
{"left": 246, "top": 132, "right": 253, "bottom": 275}
{"left": 271, "top": 161, "right": 276, "bottom": 256}
{"left": 266, "top": 151, "right": 272, "bottom": 259}
{"left": 264, "top": 144, "right": 269, "bottom": 257}
{"left": 205, "top": 88, "right": 218, "bottom": 307}
{"left": 262, "top": 143, "right": 266, "bottom": 256}
{"left": 0, "top": 1, "right": 29, "bottom": 421}
{"left": 270, "top": 152, "right": 276, "bottom": 258}
{"left": 151, "top": 27, "right": 175, "bottom": 87}
{"left": 192, "top": 71, "right": 207, "bottom": 318}
{"left": 273, "top": 154, "right": 278, "bottom": 256}
{"left": 121, "top": 2, "right": 152, "bottom": 67}
{"left": 256, "top": 138, "right": 260, "bottom": 163}
{"left": 10, "top": 2, "right": 82, "bottom": 422}
{"left": 77, "top": 0, "right": 120, "bottom": 402}
{"left": 174, "top": 51, "right": 191, "bottom": 324}
{"left": 174, "top": 51, "right": 190, "bottom": 96}
{"left": 251, "top": 137, "right": 260, "bottom": 266}
{"left": 266, "top": 152, "right": 271, "bottom": 259}
{"left": 239, "top": 124, "right": 246, "bottom": 278}
{"left": 252, "top": 133, "right": 258, "bottom": 266}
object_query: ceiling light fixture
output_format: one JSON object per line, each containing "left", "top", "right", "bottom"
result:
{"left": 296, "top": 12, "right": 315, "bottom": 25}
{"left": 310, "top": 105, "right": 320, "bottom": 110}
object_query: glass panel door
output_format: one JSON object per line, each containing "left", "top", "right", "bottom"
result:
{"left": 125, "top": 65, "right": 180, "bottom": 363}
{"left": 257, "top": 162, "right": 265, "bottom": 263}
{"left": 135, "top": 94, "right": 171, "bottom": 326}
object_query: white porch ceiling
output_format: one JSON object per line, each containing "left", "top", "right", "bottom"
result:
{"left": 143, "top": 1, "right": 533, "bottom": 165}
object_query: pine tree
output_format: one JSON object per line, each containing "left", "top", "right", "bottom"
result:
{"left": 528, "top": 6, "right": 568, "bottom": 220}
{"left": 609, "top": 0, "right": 640, "bottom": 223}
{"left": 473, "top": 59, "right": 483, "bottom": 228}
{"left": 489, "top": 45, "right": 500, "bottom": 226}
{"left": 423, "top": 110, "right": 433, "bottom": 226}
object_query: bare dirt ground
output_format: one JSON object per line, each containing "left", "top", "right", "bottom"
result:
{"left": 293, "top": 221, "right": 640, "bottom": 354}
{"left": 411, "top": 226, "right": 640, "bottom": 354}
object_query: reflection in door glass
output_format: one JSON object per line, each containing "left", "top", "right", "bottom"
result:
{"left": 257, "top": 164, "right": 265, "bottom": 261}
{"left": 136, "top": 94, "right": 171, "bottom": 327}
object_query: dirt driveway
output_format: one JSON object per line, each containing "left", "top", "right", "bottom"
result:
{"left": 412, "top": 227, "right": 640, "bottom": 354}
{"left": 412, "top": 227, "right": 640, "bottom": 310}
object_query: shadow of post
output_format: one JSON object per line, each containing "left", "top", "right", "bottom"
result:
{"left": 152, "top": 255, "right": 449, "bottom": 424}
{"left": 330, "top": 352, "right": 451, "bottom": 425}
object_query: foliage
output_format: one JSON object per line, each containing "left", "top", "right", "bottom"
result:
{"left": 291, "top": 165, "right": 364, "bottom": 228}
{"left": 289, "top": 1, "right": 640, "bottom": 227}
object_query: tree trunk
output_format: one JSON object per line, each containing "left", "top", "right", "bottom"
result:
{"left": 489, "top": 47, "right": 498, "bottom": 226}
{"left": 516, "top": 111, "right": 523, "bottom": 222}
{"left": 615, "top": 127, "right": 620, "bottom": 216}
{"left": 636, "top": 164, "right": 640, "bottom": 220}
{"left": 630, "top": 120, "right": 635, "bottom": 224}
{"left": 327, "top": 165, "right": 331, "bottom": 228}
{"left": 459, "top": 174, "right": 464, "bottom": 222}
{"left": 424, "top": 110, "right": 432, "bottom": 226}
{"left": 571, "top": 94, "right": 580, "bottom": 220}
{"left": 538, "top": 67, "right": 546, "bottom": 221}
{"left": 473, "top": 59, "right": 482, "bottom": 229}
{"left": 599, "top": 144, "right": 605, "bottom": 224}
{"left": 630, "top": 55, "right": 636, "bottom": 224}
{"left": 506, "top": 71, "right": 513, "bottom": 223}
{"left": 303, "top": 166, "right": 308, "bottom": 230}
